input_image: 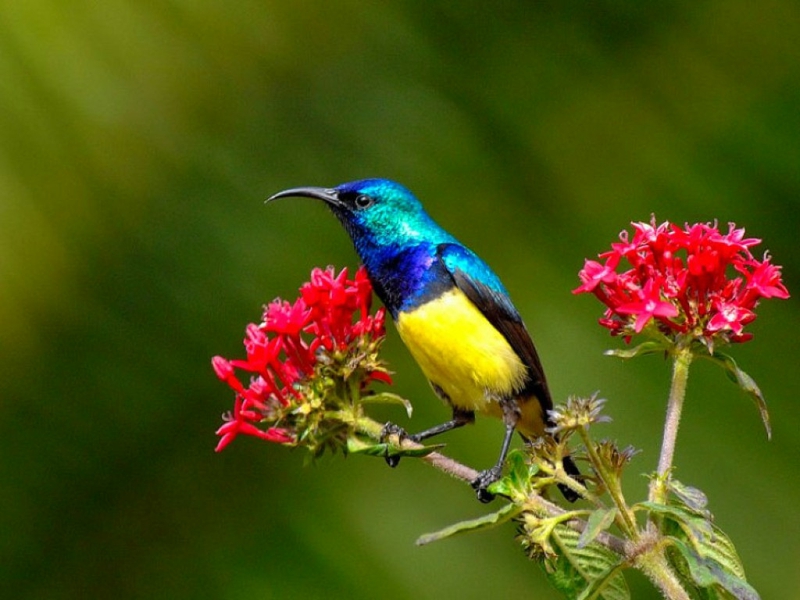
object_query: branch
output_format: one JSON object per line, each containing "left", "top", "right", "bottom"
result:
{"left": 396, "top": 436, "right": 628, "bottom": 556}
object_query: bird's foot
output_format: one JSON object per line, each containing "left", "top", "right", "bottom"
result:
{"left": 471, "top": 465, "right": 504, "bottom": 504}
{"left": 380, "top": 422, "right": 415, "bottom": 468}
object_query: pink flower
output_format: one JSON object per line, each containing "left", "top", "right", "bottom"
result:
{"left": 574, "top": 256, "right": 621, "bottom": 294}
{"left": 214, "top": 395, "right": 294, "bottom": 452}
{"left": 615, "top": 279, "right": 680, "bottom": 333}
{"left": 706, "top": 301, "right": 755, "bottom": 336}
{"left": 212, "top": 266, "right": 390, "bottom": 451}
{"left": 741, "top": 256, "right": 789, "bottom": 301}
{"left": 574, "top": 217, "right": 789, "bottom": 344}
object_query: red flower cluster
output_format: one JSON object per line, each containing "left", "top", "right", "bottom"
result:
{"left": 212, "top": 266, "right": 389, "bottom": 452}
{"left": 574, "top": 218, "right": 789, "bottom": 343}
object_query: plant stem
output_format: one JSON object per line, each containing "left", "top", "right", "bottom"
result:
{"left": 578, "top": 427, "right": 639, "bottom": 540}
{"left": 637, "top": 542, "right": 692, "bottom": 600}
{"left": 354, "top": 415, "right": 482, "bottom": 482}
{"left": 649, "top": 344, "right": 693, "bottom": 505}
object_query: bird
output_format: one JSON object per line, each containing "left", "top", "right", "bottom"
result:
{"left": 268, "top": 178, "right": 579, "bottom": 502}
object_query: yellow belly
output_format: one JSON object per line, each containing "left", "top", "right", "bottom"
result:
{"left": 396, "top": 288, "right": 528, "bottom": 414}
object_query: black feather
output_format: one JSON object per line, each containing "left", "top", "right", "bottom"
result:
{"left": 444, "top": 257, "right": 553, "bottom": 415}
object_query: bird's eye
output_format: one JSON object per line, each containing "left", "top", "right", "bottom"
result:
{"left": 354, "top": 194, "right": 374, "bottom": 209}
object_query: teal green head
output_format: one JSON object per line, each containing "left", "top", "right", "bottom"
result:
{"left": 268, "top": 178, "right": 506, "bottom": 316}
{"left": 268, "top": 178, "right": 454, "bottom": 252}
{"left": 269, "top": 179, "right": 456, "bottom": 279}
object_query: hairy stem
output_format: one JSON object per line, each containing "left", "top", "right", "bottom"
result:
{"left": 579, "top": 427, "right": 639, "bottom": 540}
{"left": 636, "top": 542, "right": 692, "bottom": 600}
{"left": 355, "top": 415, "right": 628, "bottom": 554}
{"left": 649, "top": 344, "right": 693, "bottom": 505}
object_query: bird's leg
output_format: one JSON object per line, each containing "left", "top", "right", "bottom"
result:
{"left": 471, "top": 397, "right": 520, "bottom": 503}
{"left": 408, "top": 407, "right": 476, "bottom": 442}
{"left": 381, "top": 408, "right": 475, "bottom": 468}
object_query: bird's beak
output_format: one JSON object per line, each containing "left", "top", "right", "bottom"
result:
{"left": 266, "top": 186, "right": 344, "bottom": 208}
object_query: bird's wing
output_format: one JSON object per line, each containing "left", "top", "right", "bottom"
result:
{"left": 437, "top": 243, "right": 552, "bottom": 409}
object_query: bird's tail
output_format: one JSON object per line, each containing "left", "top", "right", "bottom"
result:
{"left": 558, "top": 455, "right": 581, "bottom": 503}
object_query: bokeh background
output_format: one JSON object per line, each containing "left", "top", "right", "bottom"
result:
{"left": 2, "top": 1, "right": 799, "bottom": 598}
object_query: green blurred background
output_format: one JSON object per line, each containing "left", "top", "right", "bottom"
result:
{"left": 2, "top": 1, "right": 799, "bottom": 598}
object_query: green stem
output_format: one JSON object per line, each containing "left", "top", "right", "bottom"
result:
{"left": 649, "top": 344, "right": 693, "bottom": 505}
{"left": 579, "top": 428, "right": 639, "bottom": 540}
{"left": 353, "top": 415, "right": 482, "bottom": 482}
{"left": 354, "top": 415, "right": 383, "bottom": 438}
{"left": 637, "top": 542, "right": 692, "bottom": 600}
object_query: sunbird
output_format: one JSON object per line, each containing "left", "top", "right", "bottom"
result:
{"left": 269, "top": 178, "right": 579, "bottom": 502}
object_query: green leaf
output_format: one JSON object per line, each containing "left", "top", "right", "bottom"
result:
{"left": 542, "top": 524, "right": 629, "bottom": 600}
{"left": 667, "top": 537, "right": 760, "bottom": 600}
{"left": 638, "top": 502, "right": 714, "bottom": 545}
{"left": 416, "top": 502, "right": 521, "bottom": 546}
{"left": 506, "top": 448, "right": 533, "bottom": 486}
{"left": 576, "top": 562, "right": 631, "bottom": 600}
{"left": 604, "top": 340, "right": 667, "bottom": 360}
{"left": 488, "top": 449, "right": 538, "bottom": 502}
{"left": 668, "top": 480, "right": 709, "bottom": 516}
{"left": 578, "top": 508, "right": 618, "bottom": 549}
{"left": 676, "top": 518, "right": 747, "bottom": 584}
{"left": 641, "top": 499, "right": 758, "bottom": 598}
{"left": 346, "top": 437, "right": 443, "bottom": 458}
{"left": 706, "top": 351, "right": 771, "bottom": 439}
{"left": 360, "top": 392, "right": 413, "bottom": 418}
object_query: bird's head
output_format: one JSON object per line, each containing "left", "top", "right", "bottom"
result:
{"left": 268, "top": 178, "right": 439, "bottom": 249}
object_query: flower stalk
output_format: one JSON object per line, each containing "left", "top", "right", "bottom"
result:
{"left": 577, "top": 425, "right": 639, "bottom": 539}
{"left": 650, "top": 344, "right": 693, "bottom": 505}
{"left": 635, "top": 541, "right": 692, "bottom": 600}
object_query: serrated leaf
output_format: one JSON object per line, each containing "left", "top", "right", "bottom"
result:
{"left": 668, "top": 480, "right": 709, "bottom": 515}
{"left": 674, "top": 518, "right": 747, "bottom": 583}
{"left": 542, "top": 524, "right": 629, "bottom": 600}
{"left": 643, "top": 499, "right": 758, "bottom": 598}
{"left": 667, "top": 537, "right": 760, "bottom": 600}
{"left": 708, "top": 352, "right": 771, "bottom": 439}
{"left": 360, "top": 392, "right": 413, "bottom": 418}
{"left": 416, "top": 502, "right": 521, "bottom": 546}
{"left": 604, "top": 340, "right": 667, "bottom": 360}
{"left": 638, "top": 502, "right": 714, "bottom": 545}
{"left": 578, "top": 508, "right": 618, "bottom": 549}
{"left": 576, "top": 562, "right": 631, "bottom": 600}
{"left": 488, "top": 449, "right": 538, "bottom": 501}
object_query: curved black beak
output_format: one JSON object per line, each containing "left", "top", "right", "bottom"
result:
{"left": 266, "top": 186, "right": 343, "bottom": 208}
